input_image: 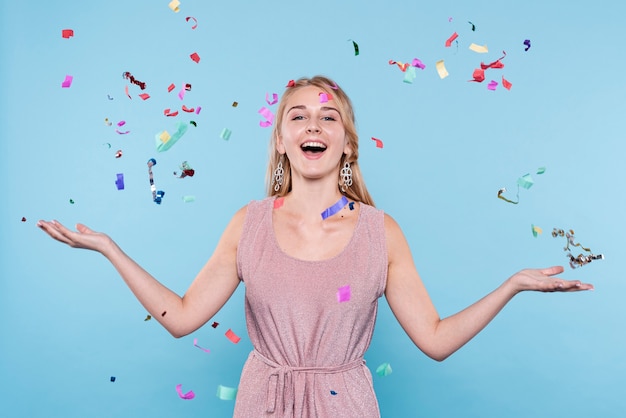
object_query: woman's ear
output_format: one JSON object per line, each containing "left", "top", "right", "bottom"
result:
{"left": 276, "top": 134, "right": 286, "bottom": 154}
{"left": 343, "top": 136, "right": 352, "bottom": 157}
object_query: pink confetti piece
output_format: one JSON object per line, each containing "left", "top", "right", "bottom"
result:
{"left": 190, "top": 52, "right": 200, "bottom": 63}
{"left": 319, "top": 92, "right": 333, "bottom": 103}
{"left": 178, "top": 87, "right": 186, "bottom": 100}
{"left": 258, "top": 106, "right": 274, "bottom": 127}
{"left": 502, "top": 76, "right": 512, "bottom": 90}
{"left": 115, "top": 129, "right": 130, "bottom": 135}
{"left": 138, "top": 93, "right": 150, "bottom": 100}
{"left": 265, "top": 92, "right": 278, "bottom": 105}
{"left": 337, "top": 285, "right": 351, "bottom": 302}
{"left": 411, "top": 58, "right": 426, "bottom": 69}
{"left": 195, "top": 106, "right": 201, "bottom": 114}
{"left": 61, "top": 75, "right": 73, "bottom": 88}
{"left": 273, "top": 197, "right": 285, "bottom": 209}
{"left": 125, "top": 85, "right": 131, "bottom": 99}
{"left": 117, "top": 120, "right": 126, "bottom": 127}
{"left": 193, "top": 338, "right": 211, "bottom": 354}
{"left": 167, "top": 83, "right": 175, "bottom": 92}
{"left": 371, "top": 137, "right": 383, "bottom": 148}
{"left": 225, "top": 329, "right": 241, "bottom": 344}
{"left": 487, "top": 80, "right": 498, "bottom": 91}
{"left": 61, "top": 29, "right": 74, "bottom": 39}
{"left": 185, "top": 16, "right": 198, "bottom": 29}
{"left": 445, "top": 32, "right": 458, "bottom": 47}
{"left": 175, "top": 384, "right": 195, "bottom": 400}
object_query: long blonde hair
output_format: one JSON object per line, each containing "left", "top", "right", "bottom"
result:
{"left": 265, "top": 75, "right": 375, "bottom": 206}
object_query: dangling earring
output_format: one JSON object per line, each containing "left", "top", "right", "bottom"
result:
{"left": 340, "top": 161, "right": 353, "bottom": 192}
{"left": 272, "top": 159, "right": 284, "bottom": 192}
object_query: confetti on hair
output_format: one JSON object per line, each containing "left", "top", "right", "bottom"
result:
{"left": 216, "top": 385, "right": 238, "bottom": 401}
{"left": 274, "top": 197, "right": 285, "bottom": 209}
{"left": 168, "top": 0, "right": 180, "bottom": 12}
{"left": 265, "top": 92, "right": 278, "bottom": 105}
{"left": 61, "top": 75, "right": 73, "bottom": 88}
{"left": 319, "top": 92, "right": 333, "bottom": 103}
{"left": 468, "top": 21, "right": 476, "bottom": 31}
{"left": 371, "top": 137, "right": 383, "bottom": 148}
{"left": 258, "top": 106, "right": 274, "bottom": 127}
{"left": 435, "top": 60, "right": 449, "bottom": 79}
{"left": 337, "top": 285, "right": 351, "bottom": 302}
{"left": 376, "top": 362, "right": 392, "bottom": 377}
{"left": 286, "top": 79, "right": 295, "bottom": 87}
{"left": 62, "top": 29, "right": 74, "bottom": 38}
{"left": 348, "top": 39, "right": 359, "bottom": 55}
{"left": 193, "top": 338, "right": 210, "bottom": 354}
{"left": 220, "top": 128, "right": 232, "bottom": 141}
{"left": 225, "top": 329, "right": 241, "bottom": 344}
{"left": 552, "top": 228, "right": 604, "bottom": 268}
{"left": 147, "top": 158, "right": 165, "bottom": 204}
{"left": 185, "top": 16, "right": 198, "bottom": 29}
{"left": 115, "top": 173, "right": 124, "bottom": 190}
{"left": 469, "top": 43, "right": 488, "bottom": 53}
{"left": 190, "top": 52, "right": 200, "bottom": 63}
{"left": 487, "top": 80, "right": 498, "bottom": 91}
{"left": 144, "top": 315, "right": 152, "bottom": 321}
{"left": 176, "top": 384, "right": 195, "bottom": 400}
{"left": 321, "top": 196, "right": 348, "bottom": 220}
{"left": 122, "top": 72, "right": 146, "bottom": 90}
{"left": 445, "top": 32, "right": 458, "bottom": 47}
{"left": 523, "top": 39, "right": 531, "bottom": 51}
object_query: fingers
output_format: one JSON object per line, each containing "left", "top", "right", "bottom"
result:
{"left": 37, "top": 220, "right": 79, "bottom": 247}
{"left": 539, "top": 265, "right": 565, "bottom": 277}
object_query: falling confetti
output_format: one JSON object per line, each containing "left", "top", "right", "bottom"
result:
{"left": 61, "top": 29, "right": 74, "bottom": 38}
{"left": 523, "top": 39, "right": 531, "bottom": 51}
{"left": 115, "top": 173, "right": 124, "bottom": 190}
{"left": 185, "top": 16, "right": 198, "bottom": 29}
{"left": 193, "top": 338, "right": 210, "bottom": 354}
{"left": 144, "top": 315, "right": 152, "bottom": 321}
{"left": 348, "top": 39, "right": 359, "bottom": 55}
{"left": 61, "top": 75, "right": 73, "bottom": 88}
{"left": 468, "top": 21, "right": 476, "bottom": 31}
{"left": 445, "top": 32, "right": 458, "bottom": 47}
{"left": 175, "top": 384, "right": 195, "bottom": 400}
{"left": 216, "top": 385, "right": 238, "bottom": 401}
{"left": 376, "top": 362, "right": 392, "bottom": 377}
{"left": 122, "top": 72, "right": 146, "bottom": 90}
{"left": 371, "top": 137, "right": 383, "bottom": 148}
{"left": 190, "top": 52, "right": 200, "bottom": 63}
{"left": 552, "top": 228, "right": 604, "bottom": 269}
{"left": 531, "top": 224, "right": 542, "bottom": 237}
{"left": 147, "top": 158, "right": 165, "bottom": 204}
{"left": 435, "top": 60, "right": 449, "bottom": 79}
{"left": 110, "top": 376, "right": 116, "bottom": 382}
{"left": 220, "top": 128, "right": 232, "bottom": 141}
{"left": 168, "top": 0, "right": 180, "bottom": 12}
{"left": 225, "top": 329, "right": 241, "bottom": 344}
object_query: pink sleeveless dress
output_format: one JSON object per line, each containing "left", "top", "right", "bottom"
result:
{"left": 235, "top": 196, "right": 388, "bottom": 418}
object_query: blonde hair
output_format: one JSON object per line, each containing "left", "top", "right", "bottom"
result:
{"left": 265, "top": 75, "right": 375, "bottom": 206}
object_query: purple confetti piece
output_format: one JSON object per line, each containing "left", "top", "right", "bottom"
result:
{"left": 115, "top": 173, "right": 124, "bottom": 190}
{"left": 337, "top": 285, "right": 351, "bottom": 302}
{"left": 487, "top": 80, "right": 498, "bottom": 91}
{"left": 321, "top": 196, "right": 348, "bottom": 220}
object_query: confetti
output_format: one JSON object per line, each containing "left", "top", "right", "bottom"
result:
{"left": 403, "top": 66, "right": 417, "bottom": 84}
{"left": 225, "top": 329, "right": 241, "bottom": 344}
{"left": 349, "top": 39, "right": 359, "bottom": 55}
{"left": 321, "top": 196, "right": 348, "bottom": 220}
{"left": 107, "top": 94, "right": 113, "bottom": 100}
{"left": 319, "top": 92, "right": 332, "bottom": 103}
{"left": 388, "top": 60, "right": 409, "bottom": 72}
{"left": 124, "top": 85, "right": 131, "bottom": 99}
{"left": 21, "top": 217, "right": 26, "bottom": 222}
{"left": 144, "top": 315, "right": 152, "bottom": 321}
{"left": 122, "top": 72, "right": 146, "bottom": 90}
{"left": 176, "top": 384, "right": 195, "bottom": 400}
{"left": 69, "top": 199, "right": 75, "bottom": 204}
{"left": 523, "top": 39, "right": 531, "bottom": 51}
{"left": 104, "top": 118, "right": 112, "bottom": 126}
{"left": 61, "top": 29, "right": 74, "bottom": 39}
{"left": 536, "top": 167, "right": 546, "bottom": 174}
{"left": 337, "top": 285, "right": 351, "bottom": 302}
{"left": 182, "top": 105, "right": 195, "bottom": 113}
{"left": 161, "top": 311, "right": 167, "bottom": 317}
{"left": 168, "top": 0, "right": 180, "bottom": 12}
{"left": 193, "top": 338, "right": 210, "bottom": 354}
{"left": 147, "top": 158, "right": 165, "bottom": 204}
{"left": 445, "top": 32, "right": 458, "bottom": 47}
{"left": 265, "top": 93, "right": 278, "bottom": 105}
{"left": 220, "top": 128, "right": 232, "bottom": 141}
{"left": 435, "top": 60, "right": 449, "bottom": 79}
{"left": 185, "top": 16, "right": 198, "bottom": 29}
{"left": 258, "top": 106, "right": 274, "bottom": 128}
{"left": 274, "top": 197, "right": 285, "bottom": 209}
{"left": 531, "top": 224, "right": 542, "bottom": 237}
{"left": 211, "top": 322, "right": 219, "bottom": 328}
{"left": 110, "top": 376, "right": 116, "bottom": 382}
{"left": 330, "top": 390, "right": 338, "bottom": 395}
{"left": 182, "top": 196, "right": 195, "bottom": 203}
{"left": 376, "top": 362, "right": 392, "bottom": 377}
{"left": 174, "top": 161, "right": 195, "bottom": 178}
{"left": 411, "top": 58, "right": 426, "bottom": 69}
{"left": 469, "top": 68, "right": 485, "bottom": 82}
{"left": 164, "top": 108, "right": 179, "bottom": 117}
{"left": 487, "top": 80, "right": 498, "bottom": 91}
{"left": 348, "top": 202, "right": 355, "bottom": 210}
{"left": 232, "top": 101, "right": 238, "bottom": 107}
{"left": 168, "top": 83, "right": 175, "bottom": 92}
{"left": 61, "top": 75, "right": 73, "bottom": 88}
{"left": 468, "top": 21, "right": 476, "bottom": 31}
{"left": 371, "top": 137, "right": 383, "bottom": 148}
{"left": 195, "top": 106, "right": 201, "bottom": 114}
{"left": 190, "top": 52, "right": 200, "bottom": 63}
{"left": 138, "top": 93, "right": 150, "bottom": 100}
{"left": 469, "top": 43, "right": 488, "bottom": 53}
{"left": 502, "top": 76, "right": 512, "bottom": 90}
{"left": 497, "top": 187, "right": 518, "bottom": 204}
{"left": 155, "top": 121, "right": 188, "bottom": 152}
{"left": 286, "top": 79, "right": 295, "bottom": 87}
{"left": 552, "top": 228, "right": 604, "bottom": 268}
{"left": 216, "top": 385, "right": 238, "bottom": 401}
{"left": 115, "top": 173, "right": 124, "bottom": 190}
{"left": 115, "top": 128, "right": 130, "bottom": 135}
{"left": 189, "top": 121, "right": 197, "bottom": 127}
{"left": 481, "top": 51, "right": 507, "bottom": 69}
{"left": 517, "top": 173, "right": 534, "bottom": 189}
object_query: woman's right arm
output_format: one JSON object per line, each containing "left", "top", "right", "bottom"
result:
{"left": 37, "top": 205, "right": 247, "bottom": 338}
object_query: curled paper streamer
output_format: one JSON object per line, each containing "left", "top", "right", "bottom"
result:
{"left": 182, "top": 105, "right": 195, "bottom": 113}
{"left": 185, "top": 16, "right": 198, "bottom": 29}
{"left": 552, "top": 228, "right": 604, "bottom": 269}
{"left": 225, "top": 329, "right": 241, "bottom": 344}
{"left": 258, "top": 106, "right": 274, "bottom": 127}
{"left": 175, "top": 384, "right": 195, "bottom": 400}
{"left": 193, "top": 338, "right": 210, "bottom": 353}
{"left": 61, "top": 75, "right": 73, "bottom": 88}
{"left": 147, "top": 158, "right": 165, "bottom": 204}
{"left": 497, "top": 187, "right": 518, "bottom": 204}
{"left": 122, "top": 72, "right": 146, "bottom": 90}
{"left": 435, "top": 60, "right": 449, "bottom": 79}
{"left": 216, "top": 385, "right": 238, "bottom": 401}
{"left": 376, "top": 362, "right": 392, "bottom": 377}
{"left": 164, "top": 108, "right": 179, "bottom": 117}
{"left": 388, "top": 60, "right": 409, "bottom": 72}
{"left": 124, "top": 85, "right": 131, "bottom": 99}
{"left": 371, "top": 137, "right": 383, "bottom": 148}
{"left": 321, "top": 196, "right": 348, "bottom": 220}
{"left": 265, "top": 92, "right": 278, "bottom": 105}
{"left": 337, "top": 285, "right": 351, "bottom": 302}
{"left": 115, "top": 173, "right": 124, "bottom": 190}
{"left": 445, "top": 32, "right": 458, "bottom": 47}
{"left": 174, "top": 161, "right": 194, "bottom": 178}
{"left": 468, "top": 21, "right": 476, "bottom": 31}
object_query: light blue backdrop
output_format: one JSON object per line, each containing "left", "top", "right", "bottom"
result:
{"left": 1, "top": 1, "right": 624, "bottom": 417}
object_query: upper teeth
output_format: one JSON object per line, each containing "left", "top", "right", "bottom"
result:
{"left": 302, "top": 142, "right": 326, "bottom": 148}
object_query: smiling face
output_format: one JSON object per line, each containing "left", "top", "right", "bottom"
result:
{"left": 276, "top": 85, "right": 351, "bottom": 183}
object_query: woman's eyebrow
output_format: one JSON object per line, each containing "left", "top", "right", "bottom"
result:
{"left": 286, "top": 105, "right": 340, "bottom": 113}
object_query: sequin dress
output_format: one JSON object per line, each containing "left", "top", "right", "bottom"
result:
{"left": 234, "top": 196, "right": 388, "bottom": 418}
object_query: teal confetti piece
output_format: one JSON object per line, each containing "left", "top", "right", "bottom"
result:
{"left": 376, "top": 362, "right": 392, "bottom": 377}
{"left": 220, "top": 128, "right": 232, "bottom": 141}
{"left": 155, "top": 121, "right": 188, "bottom": 152}
{"left": 216, "top": 385, "right": 238, "bottom": 400}
{"left": 517, "top": 173, "right": 534, "bottom": 189}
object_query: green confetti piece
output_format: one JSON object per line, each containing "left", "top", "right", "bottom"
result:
{"left": 376, "top": 362, "right": 392, "bottom": 377}
{"left": 220, "top": 128, "right": 232, "bottom": 141}
{"left": 403, "top": 66, "right": 417, "bottom": 84}
{"left": 69, "top": 199, "right": 75, "bottom": 204}
{"left": 536, "top": 167, "right": 546, "bottom": 174}
{"left": 517, "top": 173, "right": 534, "bottom": 189}
{"left": 216, "top": 384, "right": 238, "bottom": 400}
{"left": 352, "top": 40, "right": 359, "bottom": 56}
{"left": 531, "top": 224, "right": 542, "bottom": 237}
{"left": 155, "top": 121, "right": 188, "bottom": 152}
{"left": 182, "top": 195, "right": 196, "bottom": 203}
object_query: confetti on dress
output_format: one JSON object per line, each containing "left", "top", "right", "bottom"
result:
{"left": 273, "top": 197, "right": 285, "bottom": 209}
{"left": 176, "top": 384, "right": 195, "bottom": 400}
{"left": 376, "top": 362, "right": 392, "bottom": 376}
{"left": 337, "top": 285, "right": 351, "bottom": 302}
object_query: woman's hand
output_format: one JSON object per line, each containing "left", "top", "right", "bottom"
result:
{"left": 507, "top": 266, "right": 594, "bottom": 293}
{"left": 37, "top": 220, "right": 112, "bottom": 253}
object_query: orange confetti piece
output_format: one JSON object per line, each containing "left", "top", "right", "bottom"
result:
{"left": 371, "top": 137, "right": 383, "bottom": 148}
{"left": 181, "top": 105, "right": 195, "bottom": 113}
{"left": 445, "top": 32, "right": 458, "bottom": 47}
{"left": 502, "top": 76, "right": 512, "bottom": 90}
{"left": 167, "top": 83, "right": 175, "bottom": 92}
{"left": 225, "top": 329, "right": 241, "bottom": 344}
{"left": 190, "top": 52, "right": 200, "bottom": 63}
{"left": 138, "top": 93, "right": 150, "bottom": 100}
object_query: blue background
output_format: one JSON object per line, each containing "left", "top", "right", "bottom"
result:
{"left": 1, "top": 1, "right": 624, "bottom": 417}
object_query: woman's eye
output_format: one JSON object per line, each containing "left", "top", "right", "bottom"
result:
{"left": 291, "top": 115, "right": 305, "bottom": 120}
{"left": 322, "top": 116, "right": 336, "bottom": 121}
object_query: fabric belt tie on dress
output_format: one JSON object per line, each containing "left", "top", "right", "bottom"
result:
{"left": 252, "top": 349, "right": 365, "bottom": 417}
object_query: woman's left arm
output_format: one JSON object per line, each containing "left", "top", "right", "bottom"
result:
{"left": 383, "top": 214, "right": 593, "bottom": 362}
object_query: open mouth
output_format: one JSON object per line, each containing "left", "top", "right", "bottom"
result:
{"left": 301, "top": 141, "right": 327, "bottom": 155}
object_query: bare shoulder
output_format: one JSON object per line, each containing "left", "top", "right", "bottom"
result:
{"left": 383, "top": 212, "right": 411, "bottom": 264}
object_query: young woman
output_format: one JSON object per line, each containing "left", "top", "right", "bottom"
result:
{"left": 38, "top": 76, "right": 592, "bottom": 417}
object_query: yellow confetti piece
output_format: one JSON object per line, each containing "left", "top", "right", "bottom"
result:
{"left": 469, "top": 43, "right": 489, "bottom": 53}
{"left": 531, "top": 224, "right": 542, "bottom": 237}
{"left": 168, "top": 0, "right": 180, "bottom": 12}
{"left": 435, "top": 60, "right": 449, "bottom": 79}
{"left": 159, "top": 131, "right": 171, "bottom": 143}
